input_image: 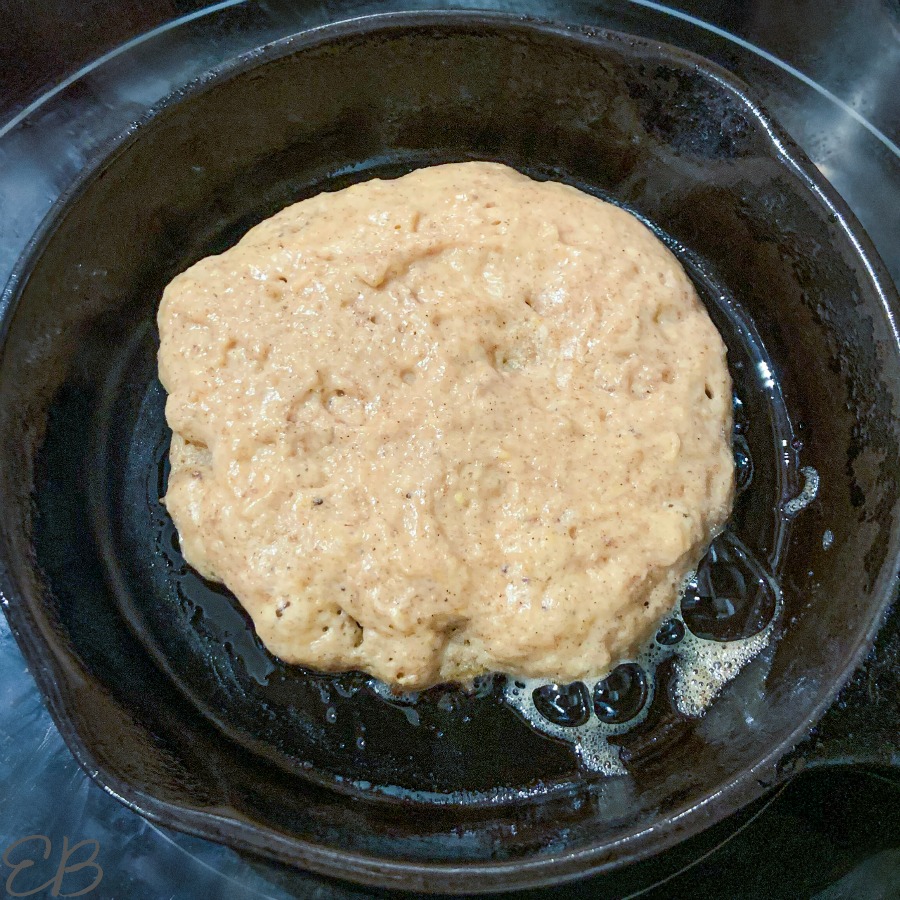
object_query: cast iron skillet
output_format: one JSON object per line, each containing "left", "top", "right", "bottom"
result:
{"left": 0, "top": 12, "right": 898, "bottom": 894}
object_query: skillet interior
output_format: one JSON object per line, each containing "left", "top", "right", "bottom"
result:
{"left": 1, "top": 15, "right": 898, "bottom": 891}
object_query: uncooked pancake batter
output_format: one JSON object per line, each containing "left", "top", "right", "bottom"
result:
{"left": 158, "top": 162, "right": 734, "bottom": 689}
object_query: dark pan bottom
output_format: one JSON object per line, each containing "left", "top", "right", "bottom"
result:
{"left": 63, "top": 151, "right": 798, "bottom": 803}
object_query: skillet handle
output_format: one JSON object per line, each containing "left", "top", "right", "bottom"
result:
{"left": 781, "top": 594, "right": 900, "bottom": 774}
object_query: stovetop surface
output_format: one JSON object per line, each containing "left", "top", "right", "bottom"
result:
{"left": 0, "top": 2, "right": 897, "bottom": 897}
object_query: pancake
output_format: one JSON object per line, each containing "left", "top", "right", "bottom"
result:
{"left": 158, "top": 162, "right": 734, "bottom": 689}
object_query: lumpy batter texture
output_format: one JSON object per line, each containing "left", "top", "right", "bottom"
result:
{"left": 158, "top": 162, "right": 733, "bottom": 689}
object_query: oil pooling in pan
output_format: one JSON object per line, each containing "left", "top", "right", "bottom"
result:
{"left": 503, "top": 386, "right": 819, "bottom": 773}
{"left": 503, "top": 535, "right": 783, "bottom": 774}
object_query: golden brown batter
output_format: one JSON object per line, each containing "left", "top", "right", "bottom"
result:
{"left": 158, "top": 162, "right": 733, "bottom": 689}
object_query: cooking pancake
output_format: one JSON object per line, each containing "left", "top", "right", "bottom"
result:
{"left": 158, "top": 161, "right": 734, "bottom": 689}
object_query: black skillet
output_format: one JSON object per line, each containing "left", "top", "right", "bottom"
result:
{"left": 0, "top": 12, "right": 898, "bottom": 894}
